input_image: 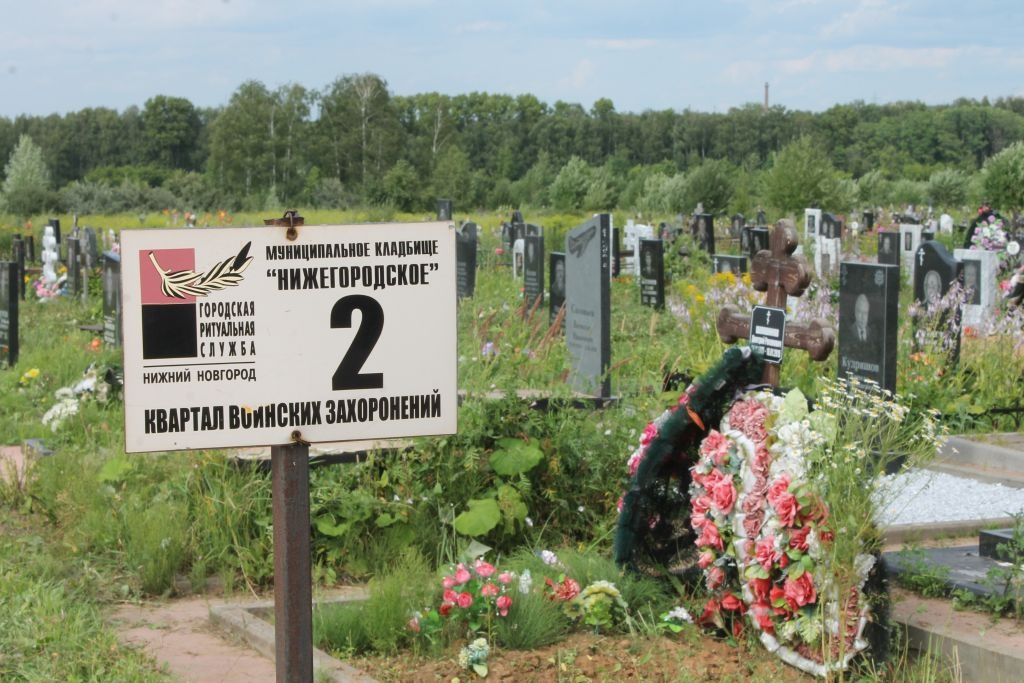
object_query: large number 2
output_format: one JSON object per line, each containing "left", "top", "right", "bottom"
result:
{"left": 330, "top": 295, "right": 384, "bottom": 390}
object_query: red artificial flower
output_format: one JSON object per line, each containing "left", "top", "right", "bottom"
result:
{"left": 698, "top": 551, "right": 715, "bottom": 569}
{"left": 545, "top": 577, "right": 580, "bottom": 601}
{"left": 706, "top": 565, "right": 726, "bottom": 590}
{"left": 479, "top": 582, "right": 499, "bottom": 597}
{"left": 457, "top": 591, "right": 474, "bottom": 608}
{"left": 749, "top": 576, "right": 772, "bottom": 602}
{"left": 721, "top": 592, "right": 745, "bottom": 612}
{"left": 783, "top": 573, "right": 817, "bottom": 611}
{"left": 788, "top": 526, "right": 811, "bottom": 552}
{"left": 710, "top": 476, "right": 737, "bottom": 515}
{"left": 756, "top": 536, "right": 779, "bottom": 572}
{"left": 696, "top": 521, "right": 724, "bottom": 551}
{"left": 474, "top": 558, "right": 496, "bottom": 578}
{"left": 439, "top": 602, "right": 453, "bottom": 617}
{"left": 443, "top": 589, "right": 458, "bottom": 603}
{"left": 453, "top": 564, "right": 471, "bottom": 585}
{"left": 750, "top": 601, "right": 775, "bottom": 632}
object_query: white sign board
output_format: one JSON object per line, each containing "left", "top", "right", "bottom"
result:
{"left": 121, "top": 222, "right": 457, "bottom": 452}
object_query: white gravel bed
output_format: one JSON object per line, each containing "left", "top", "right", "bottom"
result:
{"left": 875, "top": 468, "right": 1024, "bottom": 526}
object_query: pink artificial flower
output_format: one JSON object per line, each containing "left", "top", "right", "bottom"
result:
{"left": 788, "top": 526, "right": 811, "bottom": 552}
{"left": 766, "top": 475, "right": 791, "bottom": 509}
{"left": 706, "top": 565, "right": 726, "bottom": 590}
{"left": 479, "top": 582, "right": 499, "bottom": 597}
{"left": 690, "top": 510, "right": 708, "bottom": 531}
{"left": 699, "top": 430, "right": 731, "bottom": 466}
{"left": 783, "top": 573, "right": 817, "bottom": 610}
{"left": 640, "top": 421, "right": 659, "bottom": 447}
{"left": 748, "top": 577, "right": 771, "bottom": 602}
{"left": 407, "top": 615, "right": 421, "bottom": 632}
{"left": 498, "top": 572, "right": 513, "bottom": 585}
{"left": 457, "top": 591, "right": 474, "bottom": 608}
{"left": 545, "top": 577, "right": 580, "bottom": 601}
{"left": 750, "top": 601, "right": 775, "bottom": 632}
{"left": 756, "top": 536, "right": 779, "bottom": 572}
{"left": 773, "top": 492, "right": 800, "bottom": 527}
{"left": 616, "top": 495, "right": 625, "bottom": 513}
{"left": 710, "top": 476, "right": 737, "bottom": 515}
{"left": 698, "top": 551, "right": 715, "bottom": 569}
{"left": 443, "top": 589, "right": 458, "bottom": 603}
{"left": 442, "top": 576, "right": 456, "bottom": 590}
{"left": 692, "top": 495, "right": 712, "bottom": 515}
{"left": 627, "top": 449, "right": 644, "bottom": 476}
{"left": 752, "top": 445, "right": 772, "bottom": 477}
{"left": 496, "top": 595, "right": 512, "bottom": 616}
{"left": 721, "top": 592, "right": 745, "bottom": 613}
{"left": 453, "top": 564, "right": 471, "bottom": 585}
{"left": 726, "top": 399, "right": 769, "bottom": 444}
{"left": 474, "top": 558, "right": 496, "bottom": 578}
{"left": 696, "top": 520, "right": 724, "bottom": 551}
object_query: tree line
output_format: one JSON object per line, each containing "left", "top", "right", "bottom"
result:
{"left": 4, "top": 72, "right": 1024, "bottom": 219}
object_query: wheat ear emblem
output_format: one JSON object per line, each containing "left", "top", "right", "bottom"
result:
{"left": 148, "top": 241, "right": 254, "bottom": 299}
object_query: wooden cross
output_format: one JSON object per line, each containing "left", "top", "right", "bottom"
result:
{"left": 716, "top": 219, "right": 835, "bottom": 387}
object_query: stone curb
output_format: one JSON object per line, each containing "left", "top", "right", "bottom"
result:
{"left": 882, "top": 517, "right": 1014, "bottom": 545}
{"left": 209, "top": 595, "right": 376, "bottom": 683}
{"left": 939, "top": 435, "right": 1024, "bottom": 475}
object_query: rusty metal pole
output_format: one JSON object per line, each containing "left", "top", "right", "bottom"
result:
{"left": 271, "top": 441, "right": 313, "bottom": 683}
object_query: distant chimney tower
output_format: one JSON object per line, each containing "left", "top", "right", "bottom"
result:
{"left": 764, "top": 82, "right": 769, "bottom": 111}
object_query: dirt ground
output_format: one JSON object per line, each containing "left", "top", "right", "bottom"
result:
{"left": 110, "top": 595, "right": 812, "bottom": 683}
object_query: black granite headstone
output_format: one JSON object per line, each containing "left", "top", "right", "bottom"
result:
{"left": 0, "top": 261, "right": 18, "bottom": 365}
{"left": 756, "top": 209, "right": 767, "bottom": 226}
{"left": 436, "top": 198, "right": 453, "bottom": 221}
{"left": 102, "top": 252, "right": 122, "bottom": 348}
{"left": 822, "top": 213, "right": 842, "bottom": 239}
{"left": 877, "top": 232, "right": 899, "bottom": 266}
{"left": 66, "top": 236, "right": 82, "bottom": 296}
{"left": 549, "top": 252, "right": 565, "bottom": 326}
{"left": 523, "top": 234, "right": 545, "bottom": 313}
{"left": 47, "top": 217, "right": 61, "bottom": 247}
{"left": 712, "top": 254, "right": 748, "bottom": 275}
{"left": 914, "top": 241, "right": 960, "bottom": 305}
{"left": 84, "top": 227, "right": 99, "bottom": 269}
{"left": 695, "top": 213, "right": 715, "bottom": 254}
{"left": 611, "top": 227, "right": 620, "bottom": 277}
{"left": 838, "top": 262, "right": 899, "bottom": 393}
{"left": 565, "top": 214, "right": 611, "bottom": 397}
{"left": 456, "top": 221, "right": 478, "bottom": 299}
{"left": 740, "top": 226, "right": 752, "bottom": 254}
{"left": 12, "top": 235, "right": 25, "bottom": 300}
{"left": 525, "top": 223, "right": 543, "bottom": 237}
{"left": 863, "top": 210, "right": 875, "bottom": 231}
{"left": 749, "top": 227, "right": 769, "bottom": 257}
{"left": 25, "top": 234, "right": 35, "bottom": 264}
{"left": 638, "top": 239, "right": 664, "bottom": 309}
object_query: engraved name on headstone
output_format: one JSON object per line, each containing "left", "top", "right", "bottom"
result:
{"left": 638, "top": 238, "right": 664, "bottom": 309}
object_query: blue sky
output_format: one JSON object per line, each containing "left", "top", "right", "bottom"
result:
{"left": 2, "top": 0, "right": 1022, "bottom": 118}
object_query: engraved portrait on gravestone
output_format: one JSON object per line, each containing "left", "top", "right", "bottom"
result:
{"left": 846, "top": 293, "right": 875, "bottom": 358}
{"left": 642, "top": 245, "right": 655, "bottom": 280}
{"left": 552, "top": 258, "right": 565, "bottom": 299}
{"left": 962, "top": 259, "right": 981, "bottom": 305}
{"left": 105, "top": 264, "right": 117, "bottom": 309}
{"left": 904, "top": 232, "right": 912, "bottom": 251}
{"left": 923, "top": 270, "right": 942, "bottom": 303}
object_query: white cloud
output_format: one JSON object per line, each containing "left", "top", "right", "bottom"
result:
{"left": 819, "top": 0, "right": 905, "bottom": 39}
{"left": 779, "top": 45, "right": 966, "bottom": 74}
{"left": 563, "top": 59, "right": 595, "bottom": 89}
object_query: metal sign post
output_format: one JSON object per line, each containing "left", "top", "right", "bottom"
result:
{"left": 271, "top": 440, "right": 312, "bottom": 683}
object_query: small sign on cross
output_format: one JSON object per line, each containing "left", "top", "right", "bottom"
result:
{"left": 716, "top": 220, "right": 835, "bottom": 386}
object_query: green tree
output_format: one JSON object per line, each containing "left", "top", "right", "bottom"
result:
{"left": 926, "top": 168, "right": 969, "bottom": 208}
{"left": 683, "top": 158, "right": 735, "bottom": 215}
{"left": 141, "top": 95, "right": 201, "bottom": 169}
{"left": 206, "top": 80, "right": 276, "bottom": 204}
{"left": 431, "top": 145, "right": 472, "bottom": 207}
{"left": 1, "top": 134, "right": 52, "bottom": 217}
{"left": 762, "top": 136, "right": 841, "bottom": 213}
{"left": 549, "top": 156, "right": 592, "bottom": 210}
{"left": 376, "top": 159, "right": 420, "bottom": 210}
{"left": 981, "top": 141, "right": 1024, "bottom": 212}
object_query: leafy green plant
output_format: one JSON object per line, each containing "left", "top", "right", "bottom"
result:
{"left": 892, "top": 548, "right": 952, "bottom": 598}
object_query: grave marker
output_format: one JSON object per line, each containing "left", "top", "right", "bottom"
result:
{"left": 565, "top": 214, "right": 611, "bottom": 397}
{"left": 25, "top": 234, "right": 35, "bottom": 264}
{"left": 66, "top": 236, "right": 82, "bottom": 296}
{"left": 838, "top": 262, "right": 899, "bottom": 392}
{"left": 694, "top": 213, "right": 715, "bottom": 254}
{"left": 954, "top": 248, "right": 999, "bottom": 327}
{"left": 623, "top": 221, "right": 654, "bottom": 276}
{"left": 863, "top": 210, "right": 875, "bottom": 231}
{"left": 914, "top": 240, "right": 960, "bottom": 305}
{"left": 748, "top": 227, "right": 769, "bottom": 258}
{"left": 523, "top": 233, "right": 545, "bottom": 312}
{"left": 12, "top": 235, "right": 26, "bottom": 300}
{"left": 804, "top": 207, "right": 822, "bottom": 239}
{"left": 730, "top": 213, "right": 745, "bottom": 238}
{"left": 47, "top": 217, "right": 61, "bottom": 249}
{"left": 638, "top": 238, "right": 664, "bottom": 309}
{"left": 899, "top": 223, "right": 922, "bottom": 281}
{"left": 756, "top": 208, "right": 767, "bottom": 226}
{"left": 455, "top": 221, "right": 477, "bottom": 299}
{"left": 717, "top": 220, "right": 835, "bottom": 386}
{"left": 0, "top": 261, "right": 17, "bottom": 365}
{"left": 815, "top": 212, "right": 842, "bottom": 278}
{"left": 512, "top": 238, "right": 525, "bottom": 278}
{"left": 102, "top": 252, "right": 122, "bottom": 349}
{"left": 549, "top": 252, "right": 565, "bottom": 326}
{"left": 436, "top": 198, "right": 453, "bottom": 221}
{"left": 712, "top": 254, "right": 748, "bottom": 274}
{"left": 877, "top": 232, "right": 899, "bottom": 266}
{"left": 84, "top": 227, "right": 99, "bottom": 269}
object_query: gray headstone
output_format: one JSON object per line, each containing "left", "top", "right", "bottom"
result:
{"left": 954, "top": 248, "right": 999, "bottom": 327}
{"left": 436, "top": 198, "right": 453, "bottom": 221}
{"left": 523, "top": 234, "right": 545, "bottom": 312}
{"left": 756, "top": 209, "right": 767, "bottom": 226}
{"left": 565, "top": 214, "right": 611, "bottom": 397}
{"left": 549, "top": 252, "right": 565, "bottom": 326}
{"left": 624, "top": 222, "right": 654, "bottom": 277}
{"left": 804, "top": 208, "right": 822, "bottom": 238}
{"left": 748, "top": 227, "right": 769, "bottom": 258}
{"left": 899, "top": 223, "right": 922, "bottom": 281}
{"left": 838, "top": 262, "right": 899, "bottom": 393}
{"left": 877, "top": 232, "right": 899, "bottom": 266}
{"left": 456, "top": 222, "right": 477, "bottom": 299}
{"left": 102, "top": 252, "right": 122, "bottom": 348}
{"left": 0, "top": 261, "right": 18, "bottom": 366}
{"left": 638, "top": 238, "right": 664, "bottom": 309}
{"left": 730, "top": 213, "right": 745, "bottom": 238}
{"left": 914, "top": 240, "right": 960, "bottom": 305}
{"left": 712, "top": 254, "right": 748, "bottom": 274}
